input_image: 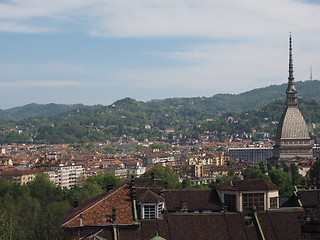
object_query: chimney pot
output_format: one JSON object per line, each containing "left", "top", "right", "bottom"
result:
{"left": 73, "top": 199, "right": 79, "bottom": 208}
{"left": 107, "top": 182, "right": 114, "bottom": 192}
{"left": 112, "top": 207, "right": 117, "bottom": 224}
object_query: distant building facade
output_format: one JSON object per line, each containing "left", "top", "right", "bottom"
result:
{"left": 0, "top": 168, "right": 55, "bottom": 185}
{"left": 51, "top": 165, "right": 84, "bottom": 189}
{"left": 228, "top": 147, "right": 273, "bottom": 163}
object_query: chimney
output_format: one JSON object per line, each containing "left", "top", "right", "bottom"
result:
{"left": 181, "top": 201, "right": 188, "bottom": 212}
{"left": 73, "top": 199, "right": 79, "bottom": 209}
{"left": 131, "top": 174, "right": 135, "bottom": 185}
{"left": 106, "top": 182, "right": 114, "bottom": 192}
{"left": 112, "top": 207, "right": 117, "bottom": 224}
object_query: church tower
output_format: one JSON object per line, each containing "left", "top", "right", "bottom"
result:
{"left": 271, "top": 35, "right": 313, "bottom": 164}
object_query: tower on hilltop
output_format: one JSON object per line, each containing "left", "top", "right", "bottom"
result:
{"left": 270, "top": 35, "right": 313, "bottom": 165}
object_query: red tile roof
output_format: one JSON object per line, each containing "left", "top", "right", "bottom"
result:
{"left": 62, "top": 183, "right": 135, "bottom": 227}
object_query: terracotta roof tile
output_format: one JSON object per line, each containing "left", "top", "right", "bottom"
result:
{"left": 62, "top": 183, "right": 135, "bottom": 227}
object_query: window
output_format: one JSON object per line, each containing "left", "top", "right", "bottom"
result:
{"left": 224, "top": 194, "right": 236, "bottom": 212}
{"left": 270, "top": 197, "right": 278, "bottom": 208}
{"left": 242, "top": 193, "right": 264, "bottom": 211}
{"left": 143, "top": 204, "right": 156, "bottom": 219}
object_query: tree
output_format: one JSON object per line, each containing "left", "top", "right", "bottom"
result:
{"left": 203, "top": 145, "right": 215, "bottom": 152}
{"left": 87, "top": 173, "right": 123, "bottom": 191}
{"left": 142, "top": 165, "right": 180, "bottom": 189}
{"left": 258, "top": 162, "right": 265, "bottom": 173}
{"left": 26, "top": 173, "right": 57, "bottom": 203}
{"left": 267, "top": 163, "right": 272, "bottom": 172}
{"left": 221, "top": 169, "right": 236, "bottom": 183}
{"left": 290, "top": 163, "right": 302, "bottom": 185}
{"left": 244, "top": 166, "right": 270, "bottom": 181}
{"left": 308, "top": 159, "right": 320, "bottom": 182}
{"left": 269, "top": 169, "right": 294, "bottom": 197}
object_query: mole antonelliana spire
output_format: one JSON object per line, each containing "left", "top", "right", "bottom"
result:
{"left": 270, "top": 34, "right": 313, "bottom": 165}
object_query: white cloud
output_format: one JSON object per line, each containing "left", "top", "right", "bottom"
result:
{"left": 1, "top": 0, "right": 320, "bottom": 108}
{"left": 0, "top": 0, "right": 320, "bottom": 40}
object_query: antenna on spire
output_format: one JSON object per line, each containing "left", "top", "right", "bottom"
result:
{"left": 289, "top": 33, "right": 294, "bottom": 80}
{"left": 286, "top": 33, "right": 298, "bottom": 107}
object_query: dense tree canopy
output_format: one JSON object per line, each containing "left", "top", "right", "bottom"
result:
{"left": 244, "top": 166, "right": 271, "bottom": 182}
{"left": 142, "top": 165, "right": 181, "bottom": 189}
{"left": 0, "top": 172, "right": 125, "bottom": 239}
{"left": 268, "top": 169, "right": 294, "bottom": 197}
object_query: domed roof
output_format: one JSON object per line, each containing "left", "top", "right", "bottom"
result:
{"left": 275, "top": 106, "right": 310, "bottom": 140}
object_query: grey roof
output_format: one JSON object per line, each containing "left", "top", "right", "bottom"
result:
{"left": 275, "top": 106, "right": 310, "bottom": 140}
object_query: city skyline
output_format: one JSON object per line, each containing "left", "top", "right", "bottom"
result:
{"left": 1, "top": 0, "right": 320, "bottom": 109}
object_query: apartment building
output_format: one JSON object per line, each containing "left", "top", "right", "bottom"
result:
{"left": 51, "top": 165, "right": 84, "bottom": 189}
{"left": 228, "top": 147, "right": 273, "bottom": 163}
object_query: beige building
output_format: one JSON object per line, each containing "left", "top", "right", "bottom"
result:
{"left": 0, "top": 168, "right": 55, "bottom": 185}
{"left": 216, "top": 178, "right": 279, "bottom": 212}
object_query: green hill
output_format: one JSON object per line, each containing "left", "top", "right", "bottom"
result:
{"left": 157, "top": 80, "right": 320, "bottom": 113}
{"left": 1, "top": 80, "right": 320, "bottom": 144}
{"left": 0, "top": 103, "right": 99, "bottom": 121}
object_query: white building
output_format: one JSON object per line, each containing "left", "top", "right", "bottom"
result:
{"left": 114, "top": 165, "right": 146, "bottom": 179}
{"left": 143, "top": 153, "right": 175, "bottom": 166}
{"left": 51, "top": 165, "right": 84, "bottom": 189}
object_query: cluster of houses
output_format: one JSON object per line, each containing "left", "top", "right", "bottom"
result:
{"left": 0, "top": 141, "right": 316, "bottom": 189}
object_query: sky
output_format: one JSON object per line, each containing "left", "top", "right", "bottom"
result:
{"left": 1, "top": 0, "right": 320, "bottom": 110}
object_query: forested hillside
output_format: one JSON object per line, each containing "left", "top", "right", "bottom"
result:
{"left": 1, "top": 81, "right": 320, "bottom": 144}
{"left": 0, "top": 103, "right": 99, "bottom": 121}
{"left": 157, "top": 80, "right": 320, "bottom": 113}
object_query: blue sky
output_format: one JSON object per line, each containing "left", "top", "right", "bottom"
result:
{"left": 1, "top": 0, "right": 320, "bottom": 109}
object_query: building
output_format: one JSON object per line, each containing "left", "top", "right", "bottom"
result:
{"left": 0, "top": 168, "right": 55, "bottom": 185}
{"left": 271, "top": 35, "right": 313, "bottom": 165}
{"left": 61, "top": 177, "right": 320, "bottom": 239}
{"left": 142, "top": 153, "right": 175, "bottom": 166}
{"left": 51, "top": 165, "right": 84, "bottom": 189}
{"left": 215, "top": 178, "right": 279, "bottom": 212}
{"left": 228, "top": 147, "right": 273, "bottom": 163}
